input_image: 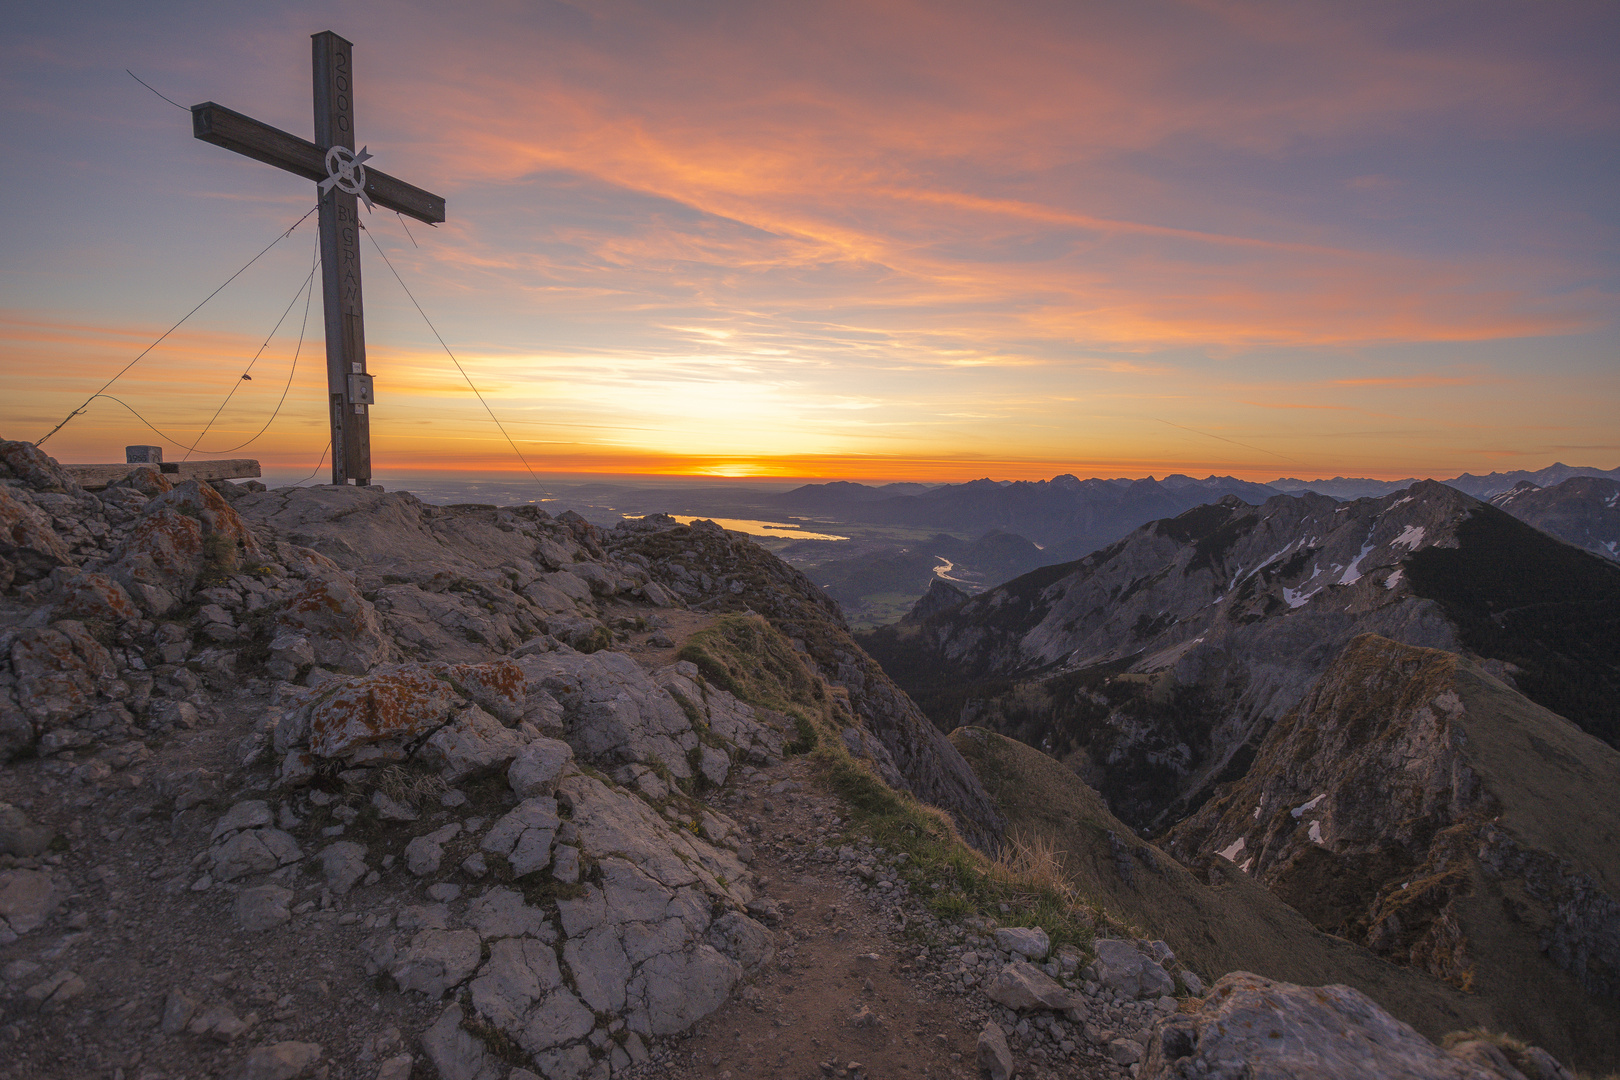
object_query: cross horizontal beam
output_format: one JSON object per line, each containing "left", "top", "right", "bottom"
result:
{"left": 191, "top": 102, "right": 446, "bottom": 224}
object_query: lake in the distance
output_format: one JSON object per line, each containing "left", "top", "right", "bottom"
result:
{"left": 625, "top": 515, "right": 848, "bottom": 542}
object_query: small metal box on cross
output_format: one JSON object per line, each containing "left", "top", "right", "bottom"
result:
{"left": 190, "top": 31, "right": 446, "bottom": 485}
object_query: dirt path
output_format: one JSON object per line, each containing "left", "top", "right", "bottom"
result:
{"left": 643, "top": 755, "right": 1123, "bottom": 1080}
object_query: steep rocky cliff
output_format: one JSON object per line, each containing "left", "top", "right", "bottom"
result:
{"left": 1166, "top": 636, "right": 1620, "bottom": 1023}
{"left": 861, "top": 482, "right": 1620, "bottom": 829}
{"left": 950, "top": 725, "right": 1620, "bottom": 1071}
{"left": 1490, "top": 476, "right": 1620, "bottom": 562}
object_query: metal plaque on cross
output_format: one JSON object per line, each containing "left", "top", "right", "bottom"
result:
{"left": 190, "top": 31, "right": 446, "bottom": 485}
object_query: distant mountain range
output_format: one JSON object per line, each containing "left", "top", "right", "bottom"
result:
{"left": 1268, "top": 462, "right": 1620, "bottom": 501}
{"left": 767, "top": 467, "right": 1620, "bottom": 625}
{"left": 774, "top": 473, "right": 1283, "bottom": 553}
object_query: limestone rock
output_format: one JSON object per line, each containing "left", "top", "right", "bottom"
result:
{"left": 0, "top": 804, "right": 55, "bottom": 857}
{"left": 0, "top": 484, "right": 73, "bottom": 582}
{"left": 707, "top": 911, "right": 776, "bottom": 973}
{"left": 983, "top": 960, "right": 1074, "bottom": 1011}
{"left": 317, "top": 841, "right": 369, "bottom": 896}
{"left": 9, "top": 620, "right": 118, "bottom": 728}
{"left": 467, "top": 936, "right": 593, "bottom": 1053}
{"left": 234, "top": 885, "right": 293, "bottom": 931}
{"left": 421, "top": 704, "right": 533, "bottom": 782}
{"left": 0, "top": 441, "right": 77, "bottom": 493}
{"left": 405, "top": 824, "right": 462, "bottom": 877}
{"left": 210, "top": 829, "right": 302, "bottom": 882}
{"left": 465, "top": 887, "right": 550, "bottom": 940}
{"left": 420, "top": 1004, "right": 501, "bottom": 1080}
{"left": 53, "top": 571, "right": 140, "bottom": 624}
{"left": 276, "top": 569, "right": 391, "bottom": 675}
{"left": 627, "top": 944, "right": 740, "bottom": 1036}
{"left": 0, "top": 868, "right": 58, "bottom": 938}
{"left": 480, "top": 799, "right": 558, "bottom": 877}
{"left": 161, "top": 988, "right": 199, "bottom": 1034}
{"left": 557, "top": 773, "right": 748, "bottom": 906}
{"left": 1087, "top": 938, "right": 1174, "bottom": 1000}
{"left": 392, "top": 928, "right": 481, "bottom": 997}
{"left": 303, "top": 660, "right": 527, "bottom": 760}
{"left": 1142, "top": 972, "right": 1508, "bottom": 1080}
{"left": 507, "top": 738, "right": 574, "bottom": 798}
{"left": 994, "top": 925, "right": 1050, "bottom": 961}
{"left": 25, "top": 969, "right": 86, "bottom": 1012}
{"left": 515, "top": 649, "right": 698, "bottom": 777}
{"left": 213, "top": 800, "right": 274, "bottom": 839}
{"left": 306, "top": 666, "right": 462, "bottom": 758}
{"left": 977, "top": 1021, "right": 1014, "bottom": 1080}
{"left": 375, "top": 1054, "right": 414, "bottom": 1080}
{"left": 266, "top": 632, "right": 316, "bottom": 683}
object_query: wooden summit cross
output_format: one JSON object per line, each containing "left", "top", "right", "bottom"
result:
{"left": 191, "top": 31, "right": 446, "bottom": 486}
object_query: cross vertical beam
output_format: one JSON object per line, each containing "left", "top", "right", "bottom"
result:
{"left": 191, "top": 32, "right": 443, "bottom": 486}
{"left": 312, "top": 31, "right": 369, "bottom": 485}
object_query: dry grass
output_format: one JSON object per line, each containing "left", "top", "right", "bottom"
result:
{"left": 368, "top": 762, "right": 448, "bottom": 805}
{"left": 989, "top": 829, "right": 1077, "bottom": 903}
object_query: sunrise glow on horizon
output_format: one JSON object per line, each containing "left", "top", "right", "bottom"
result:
{"left": 3, "top": 1, "right": 1615, "bottom": 486}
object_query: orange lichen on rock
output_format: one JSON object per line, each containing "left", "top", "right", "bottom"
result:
{"left": 432, "top": 659, "right": 526, "bottom": 723}
{"left": 305, "top": 659, "right": 535, "bottom": 759}
{"left": 308, "top": 667, "right": 467, "bottom": 758}
{"left": 55, "top": 571, "right": 141, "bottom": 624}
{"left": 8, "top": 620, "right": 119, "bottom": 724}
{"left": 277, "top": 571, "right": 392, "bottom": 674}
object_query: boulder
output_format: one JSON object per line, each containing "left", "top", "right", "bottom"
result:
{"left": 392, "top": 928, "right": 481, "bottom": 998}
{"left": 507, "top": 738, "right": 574, "bottom": 798}
{"left": 421, "top": 705, "right": 532, "bottom": 782}
{"left": 234, "top": 886, "right": 293, "bottom": 931}
{"left": 9, "top": 621, "right": 118, "bottom": 727}
{"left": 0, "top": 440, "right": 77, "bottom": 492}
{"left": 306, "top": 667, "right": 463, "bottom": 758}
{"left": 978, "top": 1021, "right": 1014, "bottom": 1080}
{"left": 1142, "top": 972, "right": 1516, "bottom": 1079}
{"left": 276, "top": 570, "right": 390, "bottom": 675}
{"left": 0, "top": 485, "right": 72, "bottom": 584}
{"left": 0, "top": 869, "right": 58, "bottom": 940}
{"left": 317, "top": 841, "right": 369, "bottom": 896}
{"left": 405, "top": 824, "right": 462, "bottom": 877}
{"left": 212, "top": 800, "right": 274, "bottom": 839}
{"left": 104, "top": 480, "right": 257, "bottom": 608}
{"left": 0, "top": 804, "right": 55, "bottom": 857}
{"left": 210, "top": 829, "right": 302, "bottom": 882}
{"left": 983, "top": 961, "right": 1073, "bottom": 1011}
{"left": 420, "top": 1004, "right": 501, "bottom": 1080}
{"left": 53, "top": 571, "right": 141, "bottom": 623}
{"left": 994, "top": 925, "right": 1050, "bottom": 961}
{"left": 1088, "top": 938, "right": 1175, "bottom": 1000}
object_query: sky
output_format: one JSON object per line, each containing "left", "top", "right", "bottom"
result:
{"left": 2, "top": 0, "right": 1616, "bottom": 485}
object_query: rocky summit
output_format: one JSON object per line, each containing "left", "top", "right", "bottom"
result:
{"left": 0, "top": 439, "right": 1600, "bottom": 1080}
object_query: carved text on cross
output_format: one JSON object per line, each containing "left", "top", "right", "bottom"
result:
{"left": 191, "top": 31, "right": 446, "bottom": 485}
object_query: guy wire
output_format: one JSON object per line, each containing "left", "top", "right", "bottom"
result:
{"left": 36, "top": 203, "right": 319, "bottom": 447}
{"left": 362, "top": 225, "right": 546, "bottom": 486}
